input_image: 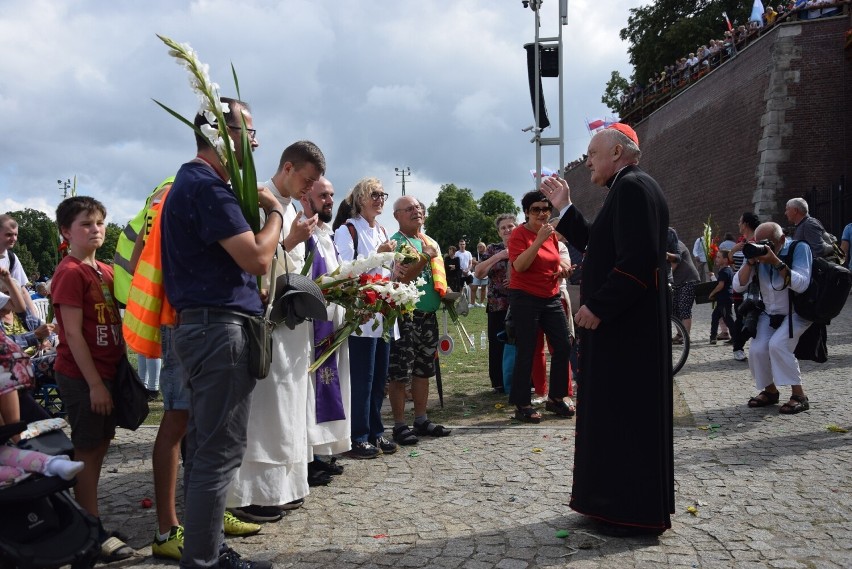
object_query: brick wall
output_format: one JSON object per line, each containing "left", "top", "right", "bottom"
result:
{"left": 565, "top": 16, "right": 851, "bottom": 247}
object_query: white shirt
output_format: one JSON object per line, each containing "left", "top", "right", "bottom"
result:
{"left": 455, "top": 249, "right": 473, "bottom": 274}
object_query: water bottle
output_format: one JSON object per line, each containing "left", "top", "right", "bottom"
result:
{"left": 480, "top": 331, "right": 487, "bottom": 350}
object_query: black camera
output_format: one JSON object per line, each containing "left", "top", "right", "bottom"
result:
{"left": 742, "top": 239, "right": 774, "bottom": 259}
{"left": 737, "top": 297, "right": 765, "bottom": 340}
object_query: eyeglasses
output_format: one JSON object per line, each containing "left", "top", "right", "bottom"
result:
{"left": 370, "top": 192, "right": 389, "bottom": 202}
{"left": 395, "top": 205, "right": 422, "bottom": 214}
{"left": 228, "top": 125, "right": 257, "bottom": 141}
{"left": 528, "top": 206, "right": 553, "bottom": 215}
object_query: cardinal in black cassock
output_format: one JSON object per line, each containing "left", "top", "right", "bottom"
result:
{"left": 543, "top": 123, "right": 674, "bottom": 535}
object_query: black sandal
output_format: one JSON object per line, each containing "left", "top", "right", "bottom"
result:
{"left": 413, "top": 420, "right": 452, "bottom": 437}
{"left": 779, "top": 394, "right": 809, "bottom": 415}
{"left": 392, "top": 424, "right": 419, "bottom": 445}
{"left": 545, "top": 398, "right": 575, "bottom": 418}
{"left": 747, "top": 390, "right": 780, "bottom": 408}
{"left": 514, "top": 406, "right": 542, "bottom": 424}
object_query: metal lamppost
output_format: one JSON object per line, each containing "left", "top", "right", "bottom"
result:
{"left": 522, "top": 0, "right": 568, "bottom": 189}
{"left": 58, "top": 178, "right": 72, "bottom": 199}
{"left": 395, "top": 167, "right": 411, "bottom": 196}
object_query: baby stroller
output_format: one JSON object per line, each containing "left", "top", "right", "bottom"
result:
{"left": 0, "top": 422, "right": 100, "bottom": 569}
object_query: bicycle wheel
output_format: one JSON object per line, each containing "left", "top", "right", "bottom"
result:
{"left": 670, "top": 316, "right": 690, "bottom": 375}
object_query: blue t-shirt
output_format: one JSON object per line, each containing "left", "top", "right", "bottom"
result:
{"left": 161, "top": 161, "right": 263, "bottom": 315}
{"left": 715, "top": 266, "right": 733, "bottom": 303}
{"left": 842, "top": 223, "right": 852, "bottom": 268}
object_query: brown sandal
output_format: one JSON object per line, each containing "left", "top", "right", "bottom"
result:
{"left": 747, "top": 390, "right": 780, "bottom": 408}
{"left": 779, "top": 394, "right": 809, "bottom": 414}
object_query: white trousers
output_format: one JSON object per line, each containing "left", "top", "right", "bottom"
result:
{"left": 748, "top": 312, "right": 811, "bottom": 390}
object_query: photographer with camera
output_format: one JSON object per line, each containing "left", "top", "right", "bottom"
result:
{"left": 733, "top": 222, "right": 813, "bottom": 415}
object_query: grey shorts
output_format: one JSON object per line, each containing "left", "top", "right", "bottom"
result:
{"left": 472, "top": 276, "right": 489, "bottom": 286}
{"left": 56, "top": 372, "right": 116, "bottom": 450}
{"left": 389, "top": 311, "right": 439, "bottom": 382}
{"left": 159, "top": 326, "right": 189, "bottom": 411}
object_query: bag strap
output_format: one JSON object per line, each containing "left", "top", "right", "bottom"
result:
{"left": 345, "top": 222, "right": 359, "bottom": 259}
{"left": 7, "top": 250, "right": 16, "bottom": 274}
{"left": 786, "top": 240, "right": 802, "bottom": 339}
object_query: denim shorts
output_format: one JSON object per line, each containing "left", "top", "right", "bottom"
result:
{"left": 472, "top": 276, "right": 489, "bottom": 286}
{"left": 159, "top": 326, "right": 190, "bottom": 411}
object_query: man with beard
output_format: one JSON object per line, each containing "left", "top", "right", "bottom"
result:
{"left": 301, "top": 177, "right": 352, "bottom": 481}
{"left": 161, "top": 97, "right": 282, "bottom": 569}
{"left": 227, "top": 141, "right": 323, "bottom": 521}
{"left": 542, "top": 123, "right": 673, "bottom": 536}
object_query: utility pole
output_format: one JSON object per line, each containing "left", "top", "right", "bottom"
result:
{"left": 395, "top": 167, "right": 411, "bottom": 196}
{"left": 58, "top": 178, "right": 72, "bottom": 199}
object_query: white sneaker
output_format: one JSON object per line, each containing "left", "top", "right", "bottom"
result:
{"left": 733, "top": 350, "right": 747, "bottom": 361}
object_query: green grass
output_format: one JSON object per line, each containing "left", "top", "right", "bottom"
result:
{"left": 141, "top": 307, "right": 515, "bottom": 427}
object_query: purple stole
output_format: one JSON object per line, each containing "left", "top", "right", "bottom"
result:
{"left": 308, "top": 236, "right": 346, "bottom": 423}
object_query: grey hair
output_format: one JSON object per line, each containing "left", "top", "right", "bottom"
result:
{"left": 600, "top": 128, "right": 642, "bottom": 162}
{"left": 755, "top": 221, "right": 784, "bottom": 242}
{"left": 494, "top": 213, "right": 517, "bottom": 229}
{"left": 786, "top": 197, "right": 808, "bottom": 214}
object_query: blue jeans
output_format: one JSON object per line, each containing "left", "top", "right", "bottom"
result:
{"left": 174, "top": 320, "right": 256, "bottom": 569}
{"left": 348, "top": 336, "right": 389, "bottom": 443}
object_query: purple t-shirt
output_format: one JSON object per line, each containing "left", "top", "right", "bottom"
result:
{"left": 161, "top": 161, "right": 263, "bottom": 315}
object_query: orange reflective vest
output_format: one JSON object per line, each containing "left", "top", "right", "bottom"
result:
{"left": 422, "top": 235, "right": 447, "bottom": 297}
{"left": 122, "top": 187, "right": 175, "bottom": 358}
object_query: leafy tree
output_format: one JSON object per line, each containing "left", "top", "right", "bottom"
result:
{"left": 96, "top": 223, "right": 122, "bottom": 265}
{"left": 5, "top": 209, "right": 59, "bottom": 278}
{"left": 602, "top": 70, "right": 630, "bottom": 114}
{"left": 9, "top": 243, "right": 38, "bottom": 282}
{"left": 424, "top": 184, "right": 491, "bottom": 251}
{"left": 613, "top": 0, "right": 745, "bottom": 90}
{"left": 477, "top": 190, "right": 520, "bottom": 244}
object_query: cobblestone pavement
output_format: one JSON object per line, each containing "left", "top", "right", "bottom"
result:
{"left": 97, "top": 302, "right": 852, "bottom": 569}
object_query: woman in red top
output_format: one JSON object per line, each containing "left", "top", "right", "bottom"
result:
{"left": 508, "top": 191, "right": 574, "bottom": 422}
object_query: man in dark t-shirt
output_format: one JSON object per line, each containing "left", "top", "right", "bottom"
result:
{"left": 161, "top": 97, "right": 283, "bottom": 569}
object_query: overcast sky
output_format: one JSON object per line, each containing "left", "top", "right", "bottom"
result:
{"left": 0, "top": 0, "right": 642, "bottom": 229}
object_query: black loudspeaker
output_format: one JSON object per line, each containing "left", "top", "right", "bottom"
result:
{"left": 523, "top": 43, "right": 559, "bottom": 129}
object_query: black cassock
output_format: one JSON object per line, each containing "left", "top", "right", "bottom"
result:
{"left": 556, "top": 165, "right": 674, "bottom": 530}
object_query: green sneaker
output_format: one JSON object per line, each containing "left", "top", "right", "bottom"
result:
{"left": 152, "top": 525, "right": 184, "bottom": 561}
{"left": 224, "top": 510, "right": 262, "bottom": 536}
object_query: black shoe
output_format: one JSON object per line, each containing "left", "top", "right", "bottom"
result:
{"left": 309, "top": 457, "right": 344, "bottom": 475}
{"left": 344, "top": 441, "right": 382, "bottom": 459}
{"left": 218, "top": 546, "right": 272, "bottom": 569}
{"left": 278, "top": 498, "right": 304, "bottom": 511}
{"left": 307, "top": 470, "right": 332, "bottom": 486}
{"left": 147, "top": 390, "right": 160, "bottom": 402}
{"left": 370, "top": 435, "right": 399, "bottom": 455}
{"left": 592, "top": 520, "right": 665, "bottom": 538}
{"left": 227, "top": 505, "right": 283, "bottom": 523}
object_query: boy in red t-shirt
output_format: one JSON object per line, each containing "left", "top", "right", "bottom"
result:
{"left": 51, "top": 196, "right": 133, "bottom": 562}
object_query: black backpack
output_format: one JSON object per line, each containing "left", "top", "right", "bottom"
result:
{"left": 785, "top": 240, "right": 852, "bottom": 325}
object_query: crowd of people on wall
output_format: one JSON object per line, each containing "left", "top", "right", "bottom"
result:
{"left": 619, "top": 0, "right": 848, "bottom": 121}
{"left": 2, "top": 111, "right": 848, "bottom": 567}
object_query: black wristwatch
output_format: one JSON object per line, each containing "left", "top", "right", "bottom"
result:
{"left": 774, "top": 261, "right": 786, "bottom": 271}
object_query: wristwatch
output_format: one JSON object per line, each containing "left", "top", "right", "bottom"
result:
{"left": 774, "top": 261, "right": 787, "bottom": 271}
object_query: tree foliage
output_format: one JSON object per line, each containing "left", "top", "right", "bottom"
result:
{"left": 616, "top": 0, "right": 746, "bottom": 88}
{"left": 96, "top": 223, "right": 122, "bottom": 265}
{"left": 602, "top": 70, "right": 630, "bottom": 114}
{"left": 424, "top": 184, "right": 487, "bottom": 251}
{"left": 5, "top": 209, "right": 59, "bottom": 278}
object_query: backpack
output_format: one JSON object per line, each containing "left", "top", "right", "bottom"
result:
{"left": 785, "top": 240, "right": 852, "bottom": 325}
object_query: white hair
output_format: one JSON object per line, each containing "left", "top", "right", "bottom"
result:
{"left": 786, "top": 197, "right": 808, "bottom": 214}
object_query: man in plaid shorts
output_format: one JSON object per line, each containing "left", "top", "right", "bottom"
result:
{"left": 387, "top": 195, "right": 452, "bottom": 446}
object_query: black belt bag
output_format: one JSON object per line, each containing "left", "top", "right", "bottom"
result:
{"left": 179, "top": 308, "right": 274, "bottom": 380}
{"left": 244, "top": 314, "right": 274, "bottom": 380}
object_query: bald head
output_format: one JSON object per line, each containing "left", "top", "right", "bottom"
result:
{"left": 303, "top": 176, "right": 335, "bottom": 223}
{"left": 754, "top": 222, "right": 785, "bottom": 250}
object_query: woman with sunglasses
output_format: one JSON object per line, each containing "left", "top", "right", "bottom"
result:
{"left": 507, "top": 191, "right": 574, "bottom": 423}
{"left": 333, "top": 178, "right": 398, "bottom": 458}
